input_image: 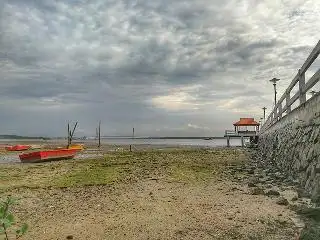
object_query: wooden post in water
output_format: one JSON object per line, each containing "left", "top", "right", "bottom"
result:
{"left": 67, "top": 121, "right": 78, "bottom": 148}
{"left": 98, "top": 121, "right": 101, "bottom": 148}
{"left": 67, "top": 122, "right": 70, "bottom": 148}
{"left": 130, "top": 127, "right": 134, "bottom": 152}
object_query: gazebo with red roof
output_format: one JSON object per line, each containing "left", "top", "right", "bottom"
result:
{"left": 233, "top": 118, "right": 260, "bottom": 135}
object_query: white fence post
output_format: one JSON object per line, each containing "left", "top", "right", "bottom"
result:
{"left": 279, "top": 104, "right": 283, "bottom": 118}
{"left": 286, "top": 90, "right": 291, "bottom": 113}
{"left": 299, "top": 69, "right": 306, "bottom": 104}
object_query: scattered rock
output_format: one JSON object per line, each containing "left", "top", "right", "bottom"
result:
{"left": 259, "top": 178, "right": 267, "bottom": 184}
{"left": 276, "top": 197, "right": 289, "bottom": 206}
{"left": 251, "top": 187, "right": 264, "bottom": 195}
{"left": 292, "top": 196, "right": 298, "bottom": 201}
{"left": 290, "top": 217, "right": 305, "bottom": 229}
{"left": 248, "top": 182, "right": 256, "bottom": 187}
{"left": 265, "top": 189, "right": 280, "bottom": 196}
{"left": 298, "top": 189, "right": 312, "bottom": 198}
{"left": 66, "top": 236, "right": 73, "bottom": 240}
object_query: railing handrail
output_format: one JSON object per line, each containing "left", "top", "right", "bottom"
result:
{"left": 261, "top": 40, "right": 320, "bottom": 131}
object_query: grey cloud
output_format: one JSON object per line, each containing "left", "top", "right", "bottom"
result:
{"left": 0, "top": 0, "right": 319, "bottom": 137}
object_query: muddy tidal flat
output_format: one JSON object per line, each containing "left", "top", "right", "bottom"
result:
{"left": 0, "top": 147, "right": 303, "bottom": 240}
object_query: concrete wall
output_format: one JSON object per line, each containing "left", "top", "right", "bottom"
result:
{"left": 258, "top": 93, "right": 320, "bottom": 202}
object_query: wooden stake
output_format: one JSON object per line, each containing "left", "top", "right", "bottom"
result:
{"left": 98, "top": 120, "right": 101, "bottom": 148}
{"left": 67, "top": 121, "right": 78, "bottom": 148}
{"left": 67, "top": 122, "right": 70, "bottom": 148}
{"left": 130, "top": 127, "right": 134, "bottom": 152}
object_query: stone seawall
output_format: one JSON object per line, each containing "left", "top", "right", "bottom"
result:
{"left": 258, "top": 93, "right": 320, "bottom": 202}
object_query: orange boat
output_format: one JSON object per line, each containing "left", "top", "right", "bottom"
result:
{"left": 19, "top": 149, "right": 77, "bottom": 163}
{"left": 5, "top": 145, "right": 31, "bottom": 151}
{"left": 68, "top": 144, "right": 84, "bottom": 151}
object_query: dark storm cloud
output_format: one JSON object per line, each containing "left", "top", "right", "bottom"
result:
{"left": 0, "top": 0, "right": 319, "bottom": 136}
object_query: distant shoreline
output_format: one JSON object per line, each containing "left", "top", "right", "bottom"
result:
{"left": 0, "top": 136, "right": 240, "bottom": 141}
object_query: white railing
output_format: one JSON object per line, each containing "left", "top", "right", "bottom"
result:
{"left": 261, "top": 40, "right": 320, "bottom": 131}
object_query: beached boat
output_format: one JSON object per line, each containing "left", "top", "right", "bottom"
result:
{"left": 5, "top": 145, "right": 31, "bottom": 151}
{"left": 30, "top": 144, "right": 43, "bottom": 149}
{"left": 204, "top": 137, "right": 213, "bottom": 140}
{"left": 68, "top": 144, "right": 84, "bottom": 151}
{"left": 19, "top": 149, "right": 77, "bottom": 163}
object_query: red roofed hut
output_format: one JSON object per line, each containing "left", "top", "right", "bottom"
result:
{"left": 233, "top": 118, "right": 260, "bottom": 136}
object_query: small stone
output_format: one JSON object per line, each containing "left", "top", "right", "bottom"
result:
{"left": 259, "top": 178, "right": 267, "bottom": 184}
{"left": 66, "top": 236, "right": 73, "bottom": 240}
{"left": 292, "top": 196, "right": 298, "bottom": 201}
{"left": 248, "top": 182, "right": 256, "bottom": 187}
{"left": 247, "top": 169, "right": 255, "bottom": 174}
{"left": 297, "top": 189, "right": 311, "bottom": 198}
{"left": 290, "top": 217, "right": 305, "bottom": 228}
{"left": 265, "top": 189, "right": 280, "bottom": 196}
{"left": 276, "top": 197, "right": 289, "bottom": 206}
{"left": 251, "top": 187, "right": 264, "bottom": 195}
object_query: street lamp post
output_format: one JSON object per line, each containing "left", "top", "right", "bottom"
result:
{"left": 269, "top": 78, "right": 280, "bottom": 106}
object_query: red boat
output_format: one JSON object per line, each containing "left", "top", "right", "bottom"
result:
{"left": 5, "top": 145, "right": 31, "bottom": 151}
{"left": 19, "top": 149, "right": 77, "bottom": 163}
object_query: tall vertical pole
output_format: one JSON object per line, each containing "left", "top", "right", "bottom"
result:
{"left": 273, "top": 83, "right": 277, "bottom": 106}
{"left": 67, "top": 122, "right": 70, "bottom": 148}
{"left": 269, "top": 78, "right": 280, "bottom": 107}
{"left": 98, "top": 121, "right": 101, "bottom": 148}
{"left": 130, "top": 127, "right": 135, "bottom": 152}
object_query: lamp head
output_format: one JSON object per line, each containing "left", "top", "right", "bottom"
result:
{"left": 269, "top": 78, "right": 280, "bottom": 84}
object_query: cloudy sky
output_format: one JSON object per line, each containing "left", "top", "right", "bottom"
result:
{"left": 0, "top": 0, "right": 319, "bottom": 137}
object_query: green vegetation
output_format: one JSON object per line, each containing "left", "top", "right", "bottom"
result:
{"left": 298, "top": 208, "right": 320, "bottom": 240}
{"left": 0, "top": 197, "right": 28, "bottom": 240}
{"left": 54, "top": 163, "right": 122, "bottom": 187}
{"left": 0, "top": 149, "right": 247, "bottom": 192}
{"left": 300, "top": 222, "right": 320, "bottom": 240}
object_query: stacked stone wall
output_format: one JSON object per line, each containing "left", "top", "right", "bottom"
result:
{"left": 259, "top": 93, "right": 320, "bottom": 202}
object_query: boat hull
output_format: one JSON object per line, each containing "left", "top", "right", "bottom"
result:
{"left": 68, "top": 144, "right": 84, "bottom": 151}
{"left": 19, "top": 149, "right": 77, "bottom": 163}
{"left": 5, "top": 145, "right": 31, "bottom": 151}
